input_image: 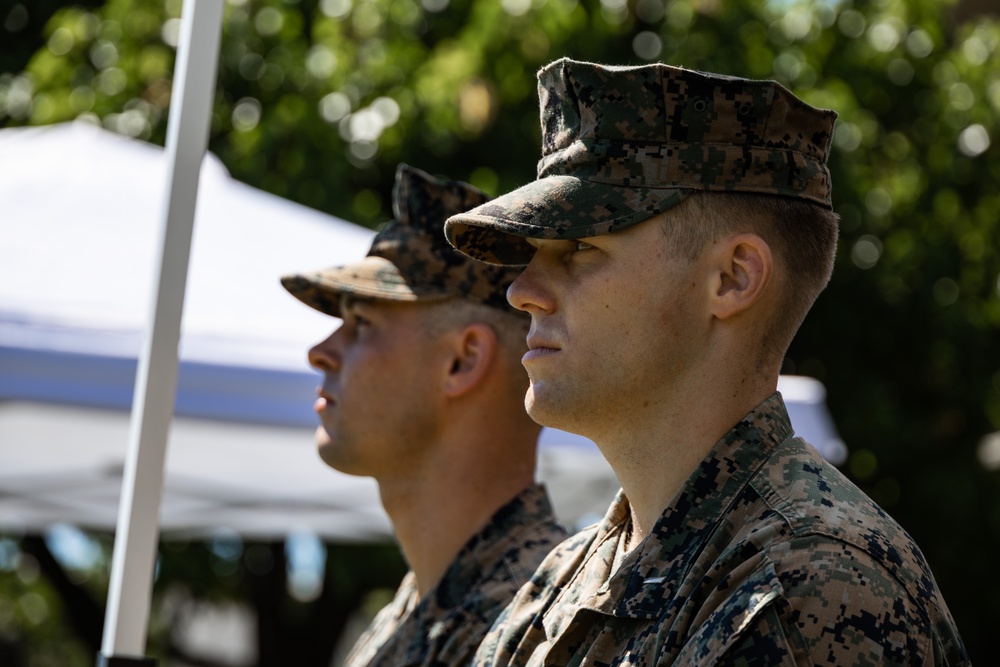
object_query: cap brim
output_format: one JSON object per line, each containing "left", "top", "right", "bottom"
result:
{"left": 281, "top": 256, "right": 453, "bottom": 317}
{"left": 445, "top": 175, "right": 689, "bottom": 265}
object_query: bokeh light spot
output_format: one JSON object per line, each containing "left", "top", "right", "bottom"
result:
{"left": 232, "top": 97, "right": 262, "bottom": 131}
{"left": 977, "top": 431, "right": 1000, "bottom": 471}
{"left": 48, "top": 27, "right": 75, "bottom": 56}
{"left": 469, "top": 166, "right": 499, "bottom": 196}
{"left": 306, "top": 45, "right": 337, "bottom": 79}
{"left": 633, "top": 31, "right": 663, "bottom": 60}
{"left": 868, "top": 20, "right": 902, "bottom": 53}
{"left": 321, "top": 0, "right": 352, "bottom": 18}
{"left": 886, "top": 58, "right": 914, "bottom": 86}
{"left": 961, "top": 34, "right": 990, "bottom": 66}
{"left": 849, "top": 449, "right": 878, "bottom": 480}
{"left": 422, "top": 0, "right": 449, "bottom": 12}
{"left": 958, "top": 124, "right": 990, "bottom": 157}
{"left": 502, "top": 0, "right": 532, "bottom": 16}
{"left": 905, "top": 29, "right": 934, "bottom": 58}
{"left": 837, "top": 10, "right": 865, "bottom": 39}
{"left": 18, "top": 593, "right": 48, "bottom": 626}
{"left": 319, "top": 91, "right": 351, "bottom": 123}
{"left": 353, "top": 188, "right": 382, "bottom": 219}
{"left": 161, "top": 17, "right": 180, "bottom": 47}
{"left": 255, "top": 7, "right": 284, "bottom": 36}
{"left": 864, "top": 187, "right": 892, "bottom": 216}
{"left": 90, "top": 40, "right": 119, "bottom": 69}
{"left": 459, "top": 79, "right": 494, "bottom": 134}
{"left": 636, "top": 0, "right": 665, "bottom": 23}
{"left": 851, "top": 234, "right": 883, "bottom": 270}
{"left": 933, "top": 277, "right": 960, "bottom": 306}
{"left": 948, "top": 82, "right": 975, "bottom": 111}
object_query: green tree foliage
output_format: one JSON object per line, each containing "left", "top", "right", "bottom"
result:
{"left": 1, "top": 0, "right": 999, "bottom": 662}
{"left": 0, "top": 529, "right": 406, "bottom": 666}
{"left": 0, "top": 534, "right": 96, "bottom": 666}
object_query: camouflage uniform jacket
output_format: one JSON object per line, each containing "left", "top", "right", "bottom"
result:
{"left": 474, "top": 394, "right": 969, "bottom": 666}
{"left": 343, "top": 484, "right": 567, "bottom": 667}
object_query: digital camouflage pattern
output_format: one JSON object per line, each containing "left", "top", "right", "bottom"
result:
{"left": 343, "top": 485, "right": 567, "bottom": 667}
{"left": 473, "top": 395, "right": 969, "bottom": 667}
{"left": 446, "top": 58, "right": 838, "bottom": 265}
{"left": 282, "top": 163, "right": 524, "bottom": 314}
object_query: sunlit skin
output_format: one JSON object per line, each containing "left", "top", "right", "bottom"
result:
{"left": 307, "top": 293, "right": 540, "bottom": 595}
{"left": 510, "top": 222, "right": 706, "bottom": 442}
{"left": 507, "top": 212, "right": 778, "bottom": 550}
{"left": 308, "top": 296, "right": 445, "bottom": 480}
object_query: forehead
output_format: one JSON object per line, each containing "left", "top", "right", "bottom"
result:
{"left": 339, "top": 294, "right": 375, "bottom": 311}
{"left": 339, "top": 293, "right": 402, "bottom": 317}
{"left": 339, "top": 293, "right": 434, "bottom": 321}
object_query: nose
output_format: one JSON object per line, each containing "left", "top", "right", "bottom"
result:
{"left": 308, "top": 330, "right": 342, "bottom": 372}
{"left": 507, "top": 257, "right": 555, "bottom": 316}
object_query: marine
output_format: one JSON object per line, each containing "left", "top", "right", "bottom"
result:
{"left": 446, "top": 58, "right": 969, "bottom": 666}
{"left": 283, "top": 164, "right": 567, "bottom": 667}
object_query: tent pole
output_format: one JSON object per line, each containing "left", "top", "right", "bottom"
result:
{"left": 98, "top": 0, "right": 225, "bottom": 663}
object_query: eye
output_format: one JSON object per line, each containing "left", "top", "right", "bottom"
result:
{"left": 561, "top": 239, "right": 600, "bottom": 266}
{"left": 347, "top": 309, "right": 371, "bottom": 329}
{"left": 342, "top": 302, "right": 373, "bottom": 331}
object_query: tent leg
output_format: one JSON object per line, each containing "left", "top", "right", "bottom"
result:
{"left": 99, "top": 0, "right": 225, "bottom": 661}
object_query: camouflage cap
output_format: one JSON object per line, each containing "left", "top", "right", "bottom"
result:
{"left": 282, "top": 164, "right": 523, "bottom": 317}
{"left": 445, "top": 58, "right": 838, "bottom": 265}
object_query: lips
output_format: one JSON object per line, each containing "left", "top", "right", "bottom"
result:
{"left": 526, "top": 332, "right": 560, "bottom": 350}
{"left": 523, "top": 335, "right": 561, "bottom": 363}
{"left": 314, "top": 389, "right": 336, "bottom": 412}
{"left": 523, "top": 348, "right": 561, "bottom": 363}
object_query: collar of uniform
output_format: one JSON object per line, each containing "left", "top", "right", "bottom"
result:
{"left": 341, "top": 570, "right": 420, "bottom": 667}
{"left": 537, "top": 489, "right": 629, "bottom": 643}
{"left": 582, "top": 392, "right": 795, "bottom": 621}
{"left": 399, "top": 483, "right": 559, "bottom": 663}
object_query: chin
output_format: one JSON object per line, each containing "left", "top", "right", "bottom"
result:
{"left": 525, "top": 386, "right": 568, "bottom": 429}
{"left": 526, "top": 384, "right": 597, "bottom": 437}
{"left": 316, "top": 440, "right": 342, "bottom": 469}
{"left": 315, "top": 427, "right": 360, "bottom": 475}
{"left": 316, "top": 445, "right": 371, "bottom": 478}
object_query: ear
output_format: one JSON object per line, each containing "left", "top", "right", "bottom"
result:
{"left": 442, "top": 323, "right": 498, "bottom": 399}
{"left": 709, "top": 233, "right": 772, "bottom": 321}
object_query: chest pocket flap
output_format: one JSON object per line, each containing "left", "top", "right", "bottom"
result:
{"left": 672, "top": 557, "right": 801, "bottom": 666}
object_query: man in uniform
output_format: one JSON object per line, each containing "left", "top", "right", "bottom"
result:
{"left": 282, "top": 164, "right": 566, "bottom": 667}
{"left": 446, "top": 59, "right": 968, "bottom": 665}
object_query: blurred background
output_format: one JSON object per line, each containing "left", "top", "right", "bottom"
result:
{"left": 1, "top": 0, "right": 998, "bottom": 664}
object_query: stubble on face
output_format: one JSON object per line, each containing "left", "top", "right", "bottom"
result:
{"left": 517, "top": 217, "right": 704, "bottom": 443}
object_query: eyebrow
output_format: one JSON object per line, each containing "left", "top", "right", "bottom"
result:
{"left": 340, "top": 294, "right": 363, "bottom": 315}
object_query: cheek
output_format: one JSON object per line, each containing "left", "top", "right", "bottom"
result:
{"left": 339, "top": 351, "right": 378, "bottom": 392}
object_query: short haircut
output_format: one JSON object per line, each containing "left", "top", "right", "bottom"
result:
{"left": 662, "top": 192, "right": 839, "bottom": 363}
{"left": 420, "top": 298, "right": 530, "bottom": 379}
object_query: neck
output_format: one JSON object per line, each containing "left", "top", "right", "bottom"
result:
{"left": 376, "top": 428, "right": 537, "bottom": 598}
{"left": 603, "top": 367, "right": 777, "bottom": 550}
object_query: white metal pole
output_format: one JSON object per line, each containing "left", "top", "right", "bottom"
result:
{"left": 99, "top": 0, "right": 225, "bottom": 662}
